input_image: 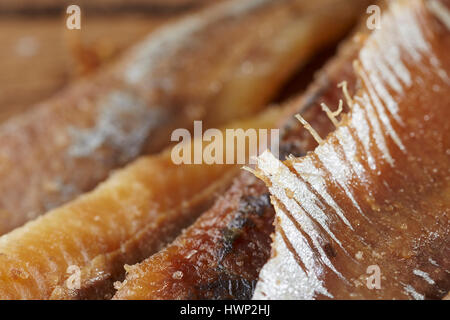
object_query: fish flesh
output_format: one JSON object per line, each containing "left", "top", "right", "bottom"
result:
{"left": 252, "top": 0, "right": 450, "bottom": 299}
{"left": 0, "top": 0, "right": 365, "bottom": 235}
{"left": 0, "top": 108, "right": 278, "bottom": 300}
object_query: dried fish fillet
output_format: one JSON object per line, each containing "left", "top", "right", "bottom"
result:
{"left": 113, "top": 172, "right": 274, "bottom": 300}
{"left": 253, "top": 0, "right": 450, "bottom": 300}
{"left": 0, "top": 0, "right": 363, "bottom": 235}
{"left": 113, "top": 28, "right": 363, "bottom": 300}
{"left": 0, "top": 109, "right": 279, "bottom": 300}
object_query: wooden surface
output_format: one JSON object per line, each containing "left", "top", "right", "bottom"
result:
{"left": 0, "top": 0, "right": 218, "bottom": 14}
{"left": 0, "top": 1, "right": 225, "bottom": 122}
{"left": 0, "top": 14, "right": 184, "bottom": 123}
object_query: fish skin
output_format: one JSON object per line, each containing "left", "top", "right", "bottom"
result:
{"left": 113, "top": 27, "right": 363, "bottom": 300}
{"left": 253, "top": 0, "right": 450, "bottom": 300}
{"left": 0, "top": 109, "right": 278, "bottom": 300}
{"left": 113, "top": 172, "right": 274, "bottom": 300}
{"left": 0, "top": 0, "right": 365, "bottom": 235}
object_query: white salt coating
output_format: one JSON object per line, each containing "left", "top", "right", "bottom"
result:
{"left": 413, "top": 269, "right": 435, "bottom": 285}
{"left": 359, "top": 94, "right": 394, "bottom": 166}
{"left": 293, "top": 157, "right": 353, "bottom": 230}
{"left": 316, "top": 143, "right": 365, "bottom": 217}
{"left": 252, "top": 152, "right": 347, "bottom": 299}
{"left": 350, "top": 103, "right": 376, "bottom": 170}
{"left": 68, "top": 91, "right": 168, "bottom": 160}
{"left": 335, "top": 126, "right": 367, "bottom": 183}
{"left": 122, "top": 0, "right": 272, "bottom": 85}
{"left": 390, "top": 0, "right": 431, "bottom": 61}
{"left": 393, "top": 0, "right": 450, "bottom": 85}
{"left": 357, "top": 67, "right": 406, "bottom": 151}
{"left": 376, "top": 37, "right": 412, "bottom": 87}
{"left": 356, "top": 0, "right": 437, "bottom": 130}
{"left": 253, "top": 224, "right": 331, "bottom": 300}
{"left": 359, "top": 48, "right": 403, "bottom": 125}
{"left": 360, "top": 43, "right": 403, "bottom": 95}
{"left": 403, "top": 284, "right": 425, "bottom": 300}
{"left": 428, "top": 258, "right": 440, "bottom": 267}
{"left": 256, "top": 151, "right": 344, "bottom": 276}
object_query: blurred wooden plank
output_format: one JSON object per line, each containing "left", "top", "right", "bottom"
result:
{"left": 0, "top": 0, "right": 220, "bottom": 15}
{"left": 0, "top": 14, "right": 177, "bottom": 122}
{"left": 0, "top": 0, "right": 226, "bottom": 123}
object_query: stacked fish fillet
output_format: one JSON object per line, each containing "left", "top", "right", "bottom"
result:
{"left": 0, "top": 0, "right": 448, "bottom": 300}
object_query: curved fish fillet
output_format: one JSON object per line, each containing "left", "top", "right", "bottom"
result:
{"left": 252, "top": 0, "right": 450, "bottom": 299}
{"left": 0, "top": 0, "right": 364, "bottom": 235}
{"left": 113, "top": 172, "right": 274, "bottom": 300}
{"left": 0, "top": 108, "right": 278, "bottom": 300}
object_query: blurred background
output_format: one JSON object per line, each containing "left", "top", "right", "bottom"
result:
{"left": 0, "top": 0, "right": 230, "bottom": 123}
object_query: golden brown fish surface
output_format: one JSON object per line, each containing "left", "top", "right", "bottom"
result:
{"left": 113, "top": 172, "right": 274, "bottom": 300}
{"left": 0, "top": 0, "right": 365, "bottom": 235}
{"left": 253, "top": 0, "right": 450, "bottom": 299}
{"left": 112, "top": 25, "right": 365, "bottom": 300}
{"left": 0, "top": 108, "right": 280, "bottom": 300}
